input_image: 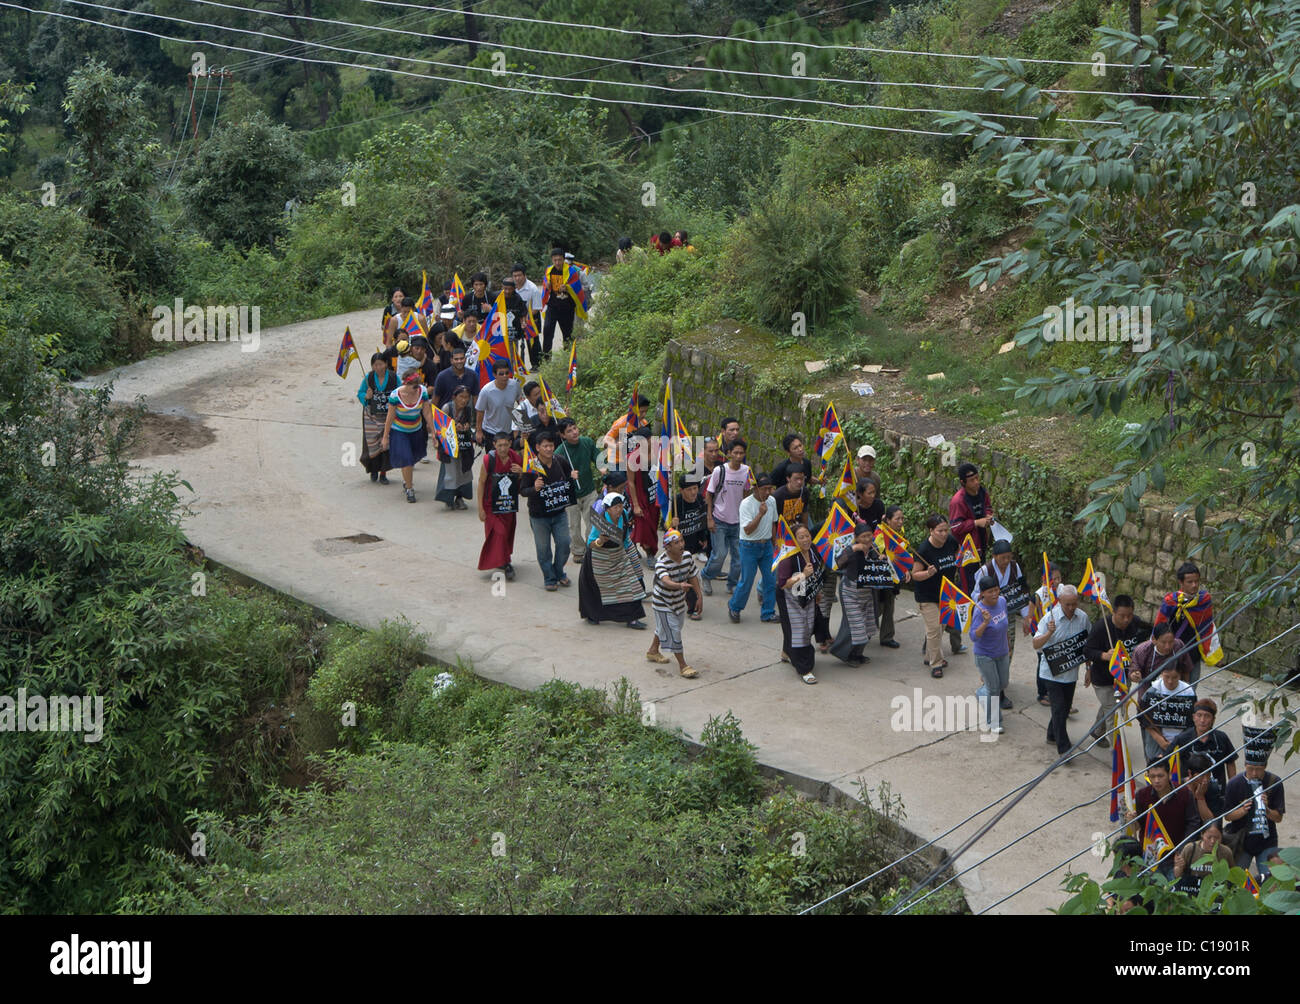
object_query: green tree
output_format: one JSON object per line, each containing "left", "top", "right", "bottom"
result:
{"left": 62, "top": 62, "right": 166, "bottom": 288}
{"left": 179, "top": 112, "right": 315, "bottom": 250}
{"left": 947, "top": 0, "right": 1300, "bottom": 610}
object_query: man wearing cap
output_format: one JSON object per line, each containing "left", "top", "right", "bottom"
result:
{"left": 498, "top": 276, "right": 530, "bottom": 370}
{"left": 1223, "top": 727, "right": 1286, "bottom": 878}
{"left": 542, "top": 248, "right": 576, "bottom": 362}
{"left": 728, "top": 474, "right": 778, "bottom": 624}
{"left": 949, "top": 462, "right": 994, "bottom": 595}
{"left": 854, "top": 445, "right": 882, "bottom": 497}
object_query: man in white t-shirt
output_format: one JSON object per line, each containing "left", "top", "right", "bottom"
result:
{"left": 728, "top": 474, "right": 777, "bottom": 623}
{"left": 701, "top": 439, "right": 751, "bottom": 596}
{"left": 1032, "top": 584, "right": 1090, "bottom": 758}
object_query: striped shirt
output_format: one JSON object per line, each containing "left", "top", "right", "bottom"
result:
{"left": 388, "top": 386, "right": 428, "bottom": 433}
{"left": 652, "top": 550, "right": 696, "bottom": 615}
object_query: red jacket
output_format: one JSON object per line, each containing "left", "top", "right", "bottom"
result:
{"left": 948, "top": 486, "right": 992, "bottom": 557}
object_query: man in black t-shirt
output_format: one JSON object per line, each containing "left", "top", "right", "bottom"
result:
{"left": 673, "top": 474, "right": 709, "bottom": 616}
{"left": 1170, "top": 699, "right": 1238, "bottom": 792}
{"left": 460, "top": 272, "right": 492, "bottom": 320}
{"left": 771, "top": 469, "right": 812, "bottom": 536}
{"left": 518, "top": 431, "right": 579, "bottom": 590}
{"left": 770, "top": 433, "right": 813, "bottom": 489}
{"left": 1082, "top": 595, "right": 1152, "bottom": 747}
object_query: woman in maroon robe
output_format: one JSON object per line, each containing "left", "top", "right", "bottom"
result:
{"left": 477, "top": 430, "right": 522, "bottom": 578}
{"left": 625, "top": 428, "right": 660, "bottom": 565}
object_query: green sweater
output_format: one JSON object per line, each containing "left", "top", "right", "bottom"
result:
{"left": 556, "top": 435, "right": 599, "bottom": 497}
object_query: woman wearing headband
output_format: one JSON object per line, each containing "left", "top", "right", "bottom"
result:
{"left": 645, "top": 528, "right": 701, "bottom": 678}
{"left": 578, "top": 491, "right": 648, "bottom": 629}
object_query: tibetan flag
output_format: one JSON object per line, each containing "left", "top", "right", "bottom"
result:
{"left": 877, "top": 523, "right": 915, "bottom": 581}
{"left": 958, "top": 533, "right": 981, "bottom": 567}
{"left": 812, "top": 401, "right": 844, "bottom": 475}
{"left": 521, "top": 439, "right": 544, "bottom": 476}
{"left": 1244, "top": 872, "right": 1260, "bottom": 897}
{"left": 1109, "top": 738, "right": 1126, "bottom": 822}
{"left": 474, "top": 298, "right": 512, "bottom": 385}
{"left": 400, "top": 310, "right": 425, "bottom": 340}
{"left": 812, "top": 502, "right": 856, "bottom": 565}
{"left": 826, "top": 455, "right": 854, "bottom": 503}
{"left": 565, "top": 340, "right": 578, "bottom": 392}
{"left": 539, "top": 376, "right": 566, "bottom": 419}
{"left": 1155, "top": 590, "right": 1224, "bottom": 666}
{"left": 1078, "top": 557, "right": 1112, "bottom": 611}
{"left": 450, "top": 272, "right": 466, "bottom": 303}
{"left": 1168, "top": 745, "right": 1181, "bottom": 787}
{"left": 1109, "top": 640, "right": 1131, "bottom": 695}
{"left": 417, "top": 270, "right": 435, "bottom": 317}
{"left": 673, "top": 412, "right": 694, "bottom": 467}
{"left": 656, "top": 378, "right": 679, "bottom": 524}
{"left": 566, "top": 263, "right": 591, "bottom": 319}
{"left": 1142, "top": 806, "right": 1173, "bottom": 860}
{"left": 428, "top": 404, "right": 458, "bottom": 459}
{"left": 772, "top": 515, "right": 799, "bottom": 572}
{"left": 938, "top": 576, "right": 973, "bottom": 632}
{"left": 1041, "top": 551, "right": 1056, "bottom": 610}
{"left": 336, "top": 326, "right": 359, "bottom": 379}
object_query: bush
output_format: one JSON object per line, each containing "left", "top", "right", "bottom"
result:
{"left": 305, "top": 619, "right": 427, "bottom": 748}
{"left": 728, "top": 191, "right": 855, "bottom": 331}
{"left": 878, "top": 231, "right": 941, "bottom": 321}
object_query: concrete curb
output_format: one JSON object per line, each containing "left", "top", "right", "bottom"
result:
{"left": 203, "top": 549, "right": 964, "bottom": 912}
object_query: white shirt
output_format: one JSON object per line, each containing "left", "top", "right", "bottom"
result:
{"left": 516, "top": 278, "right": 544, "bottom": 314}
{"left": 1146, "top": 677, "right": 1197, "bottom": 740}
{"left": 738, "top": 493, "right": 776, "bottom": 542}
{"left": 1034, "top": 604, "right": 1089, "bottom": 683}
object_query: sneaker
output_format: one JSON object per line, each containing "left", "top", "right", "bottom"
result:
{"left": 760, "top": 615, "right": 779, "bottom": 623}
{"left": 503, "top": 564, "right": 516, "bottom": 582}
{"left": 701, "top": 578, "right": 713, "bottom": 596}
{"left": 419, "top": 457, "right": 431, "bottom": 464}
{"left": 370, "top": 472, "right": 379, "bottom": 482}
{"left": 1000, "top": 694, "right": 1013, "bottom": 710}
{"left": 990, "top": 725, "right": 1005, "bottom": 735}
{"left": 454, "top": 498, "right": 467, "bottom": 510}
{"left": 728, "top": 608, "right": 740, "bottom": 624}
{"left": 379, "top": 474, "right": 390, "bottom": 485}
{"left": 405, "top": 488, "right": 416, "bottom": 503}
{"left": 880, "top": 639, "right": 900, "bottom": 649}
{"left": 951, "top": 644, "right": 968, "bottom": 655}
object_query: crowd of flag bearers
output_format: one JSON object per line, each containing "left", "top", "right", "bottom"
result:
{"left": 336, "top": 249, "right": 1282, "bottom": 894}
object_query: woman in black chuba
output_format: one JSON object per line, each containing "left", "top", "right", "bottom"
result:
{"left": 579, "top": 491, "right": 648, "bottom": 629}
{"left": 829, "top": 521, "right": 879, "bottom": 666}
{"left": 777, "top": 524, "right": 828, "bottom": 685}
{"left": 357, "top": 351, "right": 396, "bottom": 483}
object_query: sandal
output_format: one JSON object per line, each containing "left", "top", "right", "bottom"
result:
{"left": 817, "top": 642, "right": 831, "bottom": 653}
{"left": 930, "top": 664, "right": 946, "bottom": 678}
{"left": 646, "top": 652, "right": 670, "bottom": 664}
{"left": 801, "top": 673, "right": 818, "bottom": 685}
{"left": 780, "top": 651, "right": 791, "bottom": 663}
{"left": 545, "top": 584, "right": 558, "bottom": 592}
{"left": 679, "top": 665, "right": 698, "bottom": 679}
{"left": 688, "top": 611, "right": 702, "bottom": 621}
{"left": 558, "top": 577, "right": 572, "bottom": 588}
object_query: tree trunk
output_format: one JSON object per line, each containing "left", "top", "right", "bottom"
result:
{"left": 463, "top": 1, "right": 480, "bottom": 58}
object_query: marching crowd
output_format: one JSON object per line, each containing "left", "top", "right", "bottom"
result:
{"left": 343, "top": 245, "right": 1286, "bottom": 893}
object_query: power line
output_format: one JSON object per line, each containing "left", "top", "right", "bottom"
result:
{"left": 354, "top": 0, "right": 1205, "bottom": 71}
{"left": 803, "top": 556, "right": 1300, "bottom": 914}
{"left": 1, "top": 2, "right": 1072, "bottom": 141}
{"left": 39, "top": 0, "right": 1112, "bottom": 127}
{"left": 907, "top": 652, "right": 1300, "bottom": 914}
{"left": 165, "top": 0, "right": 1196, "bottom": 102}
{"left": 886, "top": 608, "right": 1300, "bottom": 916}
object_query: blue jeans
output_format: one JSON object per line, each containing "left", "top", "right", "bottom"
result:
{"left": 530, "top": 511, "right": 571, "bottom": 586}
{"left": 729, "top": 538, "right": 776, "bottom": 619}
{"left": 702, "top": 520, "right": 740, "bottom": 587}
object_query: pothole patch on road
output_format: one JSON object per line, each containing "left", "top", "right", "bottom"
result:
{"left": 120, "top": 407, "right": 217, "bottom": 457}
{"left": 312, "top": 533, "right": 388, "bottom": 556}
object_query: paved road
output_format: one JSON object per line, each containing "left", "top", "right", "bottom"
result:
{"left": 86, "top": 308, "right": 1296, "bottom": 914}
